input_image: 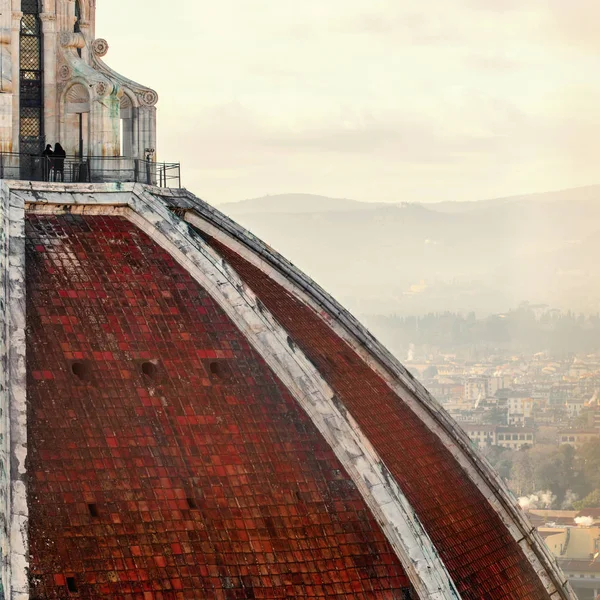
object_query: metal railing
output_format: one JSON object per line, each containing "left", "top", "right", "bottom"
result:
{"left": 0, "top": 152, "right": 181, "bottom": 188}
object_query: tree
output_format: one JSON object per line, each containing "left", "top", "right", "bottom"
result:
{"left": 534, "top": 444, "right": 583, "bottom": 505}
{"left": 578, "top": 439, "right": 600, "bottom": 492}
{"left": 510, "top": 450, "right": 535, "bottom": 496}
{"left": 571, "top": 411, "right": 593, "bottom": 429}
{"left": 506, "top": 444, "right": 582, "bottom": 504}
{"left": 482, "top": 446, "right": 514, "bottom": 481}
{"left": 573, "top": 489, "right": 600, "bottom": 511}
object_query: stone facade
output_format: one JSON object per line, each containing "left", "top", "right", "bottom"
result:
{"left": 0, "top": 0, "right": 157, "bottom": 158}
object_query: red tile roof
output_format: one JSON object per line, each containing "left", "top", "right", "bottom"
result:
{"left": 207, "top": 235, "right": 552, "bottom": 600}
{"left": 26, "top": 215, "right": 414, "bottom": 599}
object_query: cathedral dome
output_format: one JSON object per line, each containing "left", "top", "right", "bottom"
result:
{"left": 0, "top": 180, "right": 575, "bottom": 600}
{"left": 0, "top": 2, "right": 577, "bottom": 599}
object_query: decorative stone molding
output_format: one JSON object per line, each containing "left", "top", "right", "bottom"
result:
{"left": 39, "top": 15, "right": 56, "bottom": 35}
{"left": 91, "top": 45, "right": 159, "bottom": 109}
{"left": 91, "top": 38, "right": 109, "bottom": 57}
{"left": 94, "top": 81, "right": 109, "bottom": 97}
{"left": 60, "top": 31, "right": 85, "bottom": 49}
{"left": 0, "top": 183, "right": 28, "bottom": 600}
{"left": 138, "top": 89, "right": 159, "bottom": 106}
{"left": 11, "top": 12, "right": 22, "bottom": 31}
{"left": 58, "top": 64, "right": 72, "bottom": 81}
{"left": 66, "top": 82, "right": 90, "bottom": 104}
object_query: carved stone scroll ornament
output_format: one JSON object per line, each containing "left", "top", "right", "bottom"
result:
{"left": 59, "top": 64, "right": 72, "bottom": 82}
{"left": 92, "top": 38, "right": 109, "bottom": 57}
{"left": 60, "top": 31, "right": 85, "bottom": 49}
{"left": 139, "top": 89, "right": 159, "bottom": 106}
{"left": 95, "top": 81, "right": 109, "bottom": 97}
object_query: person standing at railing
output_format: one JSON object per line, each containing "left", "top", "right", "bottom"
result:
{"left": 42, "top": 144, "right": 54, "bottom": 182}
{"left": 53, "top": 144, "right": 66, "bottom": 182}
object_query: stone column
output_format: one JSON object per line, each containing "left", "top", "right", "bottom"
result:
{"left": 63, "top": 0, "right": 74, "bottom": 34}
{"left": 89, "top": 0, "right": 96, "bottom": 38}
{"left": 120, "top": 106, "right": 132, "bottom": 156}
{"left": 137, "top": 104, "right": 156, "bottom": 183}
{"left": 89, "top": 82, "right": 119, "bottom": 157}
{"left": 40, "top": 13, "right": 57, "bottom": 146}
{"left": 78, "top": 19, "right": 90, "bottom": 61}
{"left": 131, "top": 106, "right": 139, "bottom": 159}
{"left": 0, "top": 1, "right": 13, "bottom": 153}
{"left": 10, "top": 9, "right": 21, "bottom": 154}
{"left": 137, "top": 104, "right": 156, "bottom": 158}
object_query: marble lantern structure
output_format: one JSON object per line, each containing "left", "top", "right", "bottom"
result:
{"left": 0, "top": 2, "right": 580, "bottom": 600}
{"left": 0, "top": 0, "right": 157, "bottom": 158}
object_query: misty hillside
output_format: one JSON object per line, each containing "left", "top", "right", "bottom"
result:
{"left": 215, "top": 186, "right": 600, "bottom": 317}
{"left": 220, "top": 193, "right": 389, "bottom": 215}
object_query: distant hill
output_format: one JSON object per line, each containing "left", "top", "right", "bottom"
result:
{"left": 216, "top": 193, "right": 389, "bottom": 215}
{"left": 215, "top": 186, "right": 600, "bottom": 317}
{"left": 427, "top": 185, "right": 600, "bottom": 214}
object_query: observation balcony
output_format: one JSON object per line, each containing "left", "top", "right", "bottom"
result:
{"left": 0, "top": 153, "right": 181, "bottom": 188}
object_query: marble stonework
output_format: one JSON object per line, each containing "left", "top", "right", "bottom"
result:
{"left": 0, "top": 0, "right": 157, "bottom": 158}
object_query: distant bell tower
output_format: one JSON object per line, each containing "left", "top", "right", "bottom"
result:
{"left": 0, "top": 0, "right": 157, "bottom": 158}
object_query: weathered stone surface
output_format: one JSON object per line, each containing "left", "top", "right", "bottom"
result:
{"left": 0, "top": 184, "right": 27, "bottom": 600}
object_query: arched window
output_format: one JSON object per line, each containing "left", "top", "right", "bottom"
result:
{"left": 20, "top": 0, "right": 43, "bottom": 156}
{"left": 74, "top": 1, "right": 82, "bottom": 57}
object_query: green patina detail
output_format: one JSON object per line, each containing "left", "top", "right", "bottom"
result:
{"left": 71, "top": 62, "right": 87, "bottom": 78}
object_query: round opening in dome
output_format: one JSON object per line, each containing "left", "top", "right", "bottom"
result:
{"left": 141, "top": 362, "right": 157, "bottom": 378}
{"left": 71, "top": 362, "right": 89, "bottom": 380}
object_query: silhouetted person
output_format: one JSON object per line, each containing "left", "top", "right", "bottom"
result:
{"left": 53, "top": 143, "right": 66, "bottom": 182}
{"left": 42, "top": 144, "right": 54, "bottom": 181}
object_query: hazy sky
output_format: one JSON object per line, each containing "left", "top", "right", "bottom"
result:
{"left": 98, "top": 0, "right": 600, "bottom": 204}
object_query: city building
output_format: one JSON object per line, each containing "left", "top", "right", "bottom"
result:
{"left": 462, "top": 424, "right": 536, "bottom": 449}
{"left": 496, "top": 427, "right": 536, "bottom": 449}
{"left": 507, "top": 394, "right": 535, "bottom": 422}
{"left": 465, "top": 376, "right": 489, "bottom": 402}
{"left": 462, "top": 424, "right": 497, "bottom": 448}
{"left": 545, "top": 525, "right": 600, "bottom": 600}
{"left": 566, "top": 397, "right": 588, "bottom": 418}
{"left": 551, "top": 384, "right": 578, "bottom": 407}
{"left": 0, "top": 1, "right": 577, "bottom": 599}
{"left": 559, "top": 430, "right": 600, "bottom": 449}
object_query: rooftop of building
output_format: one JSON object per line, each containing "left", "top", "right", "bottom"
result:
{"left": 0, "top": 180, "right": 576, "bottom": 600}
